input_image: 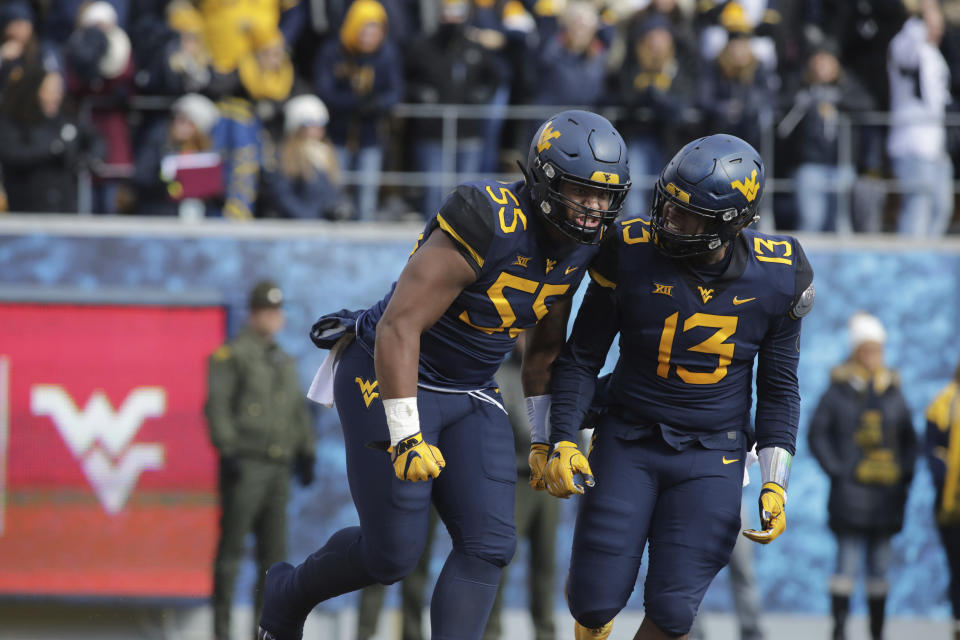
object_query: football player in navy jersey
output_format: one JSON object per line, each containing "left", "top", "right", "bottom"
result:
{"left": 544, "top": 134, "right": 814, "bottom": 640}
{"left": 256, "top": 110, "right": 630, "bottom": 640}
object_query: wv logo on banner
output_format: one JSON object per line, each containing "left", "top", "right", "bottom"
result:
{"left": 31, "top": 386, "right": 167, "bottom": 514}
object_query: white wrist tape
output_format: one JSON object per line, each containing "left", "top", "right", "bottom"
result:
{"left": 382, "top": 397, "right": 420, "bottom": 447}
{"left": 525, "top": 395, "right": 551, "bottom": 444}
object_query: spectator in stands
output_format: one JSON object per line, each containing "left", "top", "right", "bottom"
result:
{"left": 0, "top": 1, "right": 60, "bottom": 93}
{"left": 63, "top": 1, "right": 135, "bottom": 214}
{"left": 610, "top": 0, "right": 697, "bottom": 78}
{"left": 209, "top": 96, "right": 268, "bottom": 219}
{"left": 201, "top": 0, "right": 285, "bottom": 75}
{"left": 263, "top": 94, "right": 347, "bottom": 220}
{"left": 698, "top": 29, "right": 776, "bottom": 152}
{"left": 405, "top": 0, "right": 503, "bottom": 217}
{"left": 887, "top": 0, "right": 954, "bottom": 236}
{"left": 829, "top": 0, "right": 907, "bottom": 231}
{"left": 777, "top": 44, "right": 873, "bottom": 232}
{"left": 531, "top": 0, "right": 607, "bottom": 108}
{"left": 925, "top": 354, "right": 960, "bottom": 640}
{"left": 45, "top": 0, "right": 130, "bottom": 44}
{"left": 205, "top": 23, "right": 296, "bottom": 220}
{"left": 314, "top": 0, "right": 403, "bottom": 221}
{"left": 133, "top": 93, "right": 221, "bottom": 217}
{"left": 696, "top": 0, "right": 782, "bottom": 71}
{"left": 238, "top": 24, "right": 296, "bottom": 103}
{"left": 808, "top": 311, "right": 918, "bottom": 640}
{"left": 0, "top": 69, "right": 104, "bottom": 213}
{"left": 225, "top": 22, "right": 297, "bottom": 130}
{"left": 463, "top": 0, "right": 534, "bottom": 172}
{"left": 138, "top": 0, "right": 213, "bottom": 96}
{"left": 614, "top": 14, "right": 697, "bottom": 215}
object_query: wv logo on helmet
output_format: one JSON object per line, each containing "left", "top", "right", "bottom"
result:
{"left": 537, "top": 122, "right": 561, "bottom": 152}
{"left": 731, "top": 169, "right": 760, "bottom": 202}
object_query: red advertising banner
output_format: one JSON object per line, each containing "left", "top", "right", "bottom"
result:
{"left": 0, "top": 302, "right": 225, "bottom": 598}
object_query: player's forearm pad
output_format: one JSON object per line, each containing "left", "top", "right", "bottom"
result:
{"left": 525, "top": 394, "right": 551, "bottom": 444}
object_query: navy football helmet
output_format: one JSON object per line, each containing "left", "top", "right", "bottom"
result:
{"left": 522, "top": 110, "right": 630, "bottom": 244}
{"left": 650, "top": 134, "right": 764, "bottom": 258}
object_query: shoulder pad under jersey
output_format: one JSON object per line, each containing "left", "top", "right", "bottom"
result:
{"left": 433, "top": 185, "right": 499, "bottom": 275}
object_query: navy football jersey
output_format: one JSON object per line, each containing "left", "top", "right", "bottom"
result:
{"left": 356, "top": 179, "right": 600, "bottom": 390}
{"left": 551, "top": 216, "right": 814, "bottom": 453}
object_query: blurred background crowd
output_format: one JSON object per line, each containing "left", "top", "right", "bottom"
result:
{"left": 1, "top": 0, "right": 959, "bottom": 234}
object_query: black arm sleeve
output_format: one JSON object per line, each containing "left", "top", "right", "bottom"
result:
{"left": 549, "top": 277, "right": 620, "bottom": 444}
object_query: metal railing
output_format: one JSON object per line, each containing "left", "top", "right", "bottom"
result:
{"left": 79, "top": 97, "right": 960, "bottom": 232}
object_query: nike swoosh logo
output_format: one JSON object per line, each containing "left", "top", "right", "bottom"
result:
{"left": 565, "top": 266, "right": 579, "bottom": 275}
{"left": 722, "top": 456, "right": 739, "bottom": 465}
{"left": 732, "top": 297, "right": 756, "bottom": 306}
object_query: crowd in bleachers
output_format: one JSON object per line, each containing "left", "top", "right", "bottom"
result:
{"left": 0, "top": 0, "right": 958, "bottom": 234}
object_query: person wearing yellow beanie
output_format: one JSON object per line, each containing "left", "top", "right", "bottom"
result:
{"left": 313, "top": 0, "right": 403, "bottom": 220}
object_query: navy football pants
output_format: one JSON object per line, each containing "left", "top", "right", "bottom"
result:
{"left": 295, "top": 340, "right": 517, "bottom": 639}
{"left": 567, "top": 426, "right": 745, "bottom": 636}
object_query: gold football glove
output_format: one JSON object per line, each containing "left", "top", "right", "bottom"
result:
{"left": 389, "top": 432, "right": 445, "bottom": 482}
{"left": 544, "top": 440, "right": 595, "bottom": 498}
{"left": 742, "top": 482, "right": 786, "bottom": 544}
{"left": 574, "top": 620, "right": 613, "bottom": 640}
{"left": 529, "top": 443, "right": 550, "bottom": 490}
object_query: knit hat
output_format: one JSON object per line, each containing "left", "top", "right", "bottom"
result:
{"left": 340, "top": 0, "right": 388, "bottom": 53}
{"left": 172, "top": 93, "right": 220, "bottom": 135}
{"left": 849, "top": 312, "right": 886, "bottom": 351}
{"left": 167, "top": 1, "right": 204, "bottom": 34}
{"left": 720, "top": 1, "right": 753, "bottom": 34}
{"left": 79, "top": 1, "right": 118, "bottom": 28}
{"left": 284, "top": 94, "right": 329, "bottom": 133}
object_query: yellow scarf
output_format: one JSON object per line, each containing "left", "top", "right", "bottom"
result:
{"left": 238, "top": 54, "right": 294, "bottom": 101}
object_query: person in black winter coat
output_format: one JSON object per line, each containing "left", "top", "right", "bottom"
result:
{"left": 404, "top": 0, "right": 503, "bottom": 217}
{"left": 0, "top": 69, "right": 103, "bottom": 213}
{"left": 808, "top": 311, "right": 918, "bottom": 640}
{"left": 697, "top": 30, "right": 777, "bottom": 152}
{"left": 776, "top": 44, "right": 874, "bottom": 232}
{"left": 614, "top": 14, "right": 698, "bottom": 217}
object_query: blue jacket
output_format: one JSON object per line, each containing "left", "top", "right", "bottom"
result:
{"left": 314, "top": 39, "right": 404, "bottom": 148}
{"left": 210, "top": 99, "right": 264, "bottom": 219}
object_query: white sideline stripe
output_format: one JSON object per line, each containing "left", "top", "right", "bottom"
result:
{"left": 0, "top": 214, "right": 959, "bottom": 252}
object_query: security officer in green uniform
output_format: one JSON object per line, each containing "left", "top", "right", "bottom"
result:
{"left": 205, "top": 280, "right": 316, "bottom": 640}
